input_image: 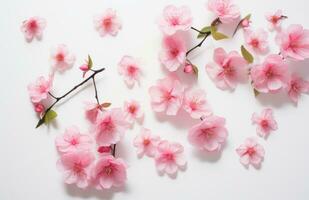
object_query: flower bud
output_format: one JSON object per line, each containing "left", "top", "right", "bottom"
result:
{"left": 79, "top": 64, "right": 89, "bottom": 72}
{"left": 34, "top": 103, "right": 45, "bottom": 113}
{"left": 241, "top": 19, "right": 250, "bottom": 28}
{"left": 184, "top": 63, "right": 194, "bottom": 74}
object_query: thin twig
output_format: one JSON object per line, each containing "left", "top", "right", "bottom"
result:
{"left": 92, "top": 77, "right": 100, "bottom": 105}
{"left": 186, "top": 32, "right": 211, "bottom": 57}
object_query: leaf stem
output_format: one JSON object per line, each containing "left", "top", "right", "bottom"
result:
{"left": 92, "top": 76, "right": 100, "bottom": 105}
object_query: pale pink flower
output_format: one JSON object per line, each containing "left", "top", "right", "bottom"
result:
{"left": 155, "top": 140, "right": 186, "bottom": 175}
{"left": 158, "top": 5, "right": 192, "bottom": 35}
{"left": 287, "top": 74, "right": 309, "bottom": 104}
{"left": 50, "top": 44, "right": 75, "bottom": 72}
{"left": 84, "top": 102, "right": 101, "bottom": 124}
{"left": 251, "top": 54, "right": 289, "bottom": 93}
{"left": 276, "top": 24, "right": 309, "bottom": 60}
{"left": 188, "top": 115, "right": 228, "bottom": 151}
{"left": 94, "top": 8, "right": 122, "bottom": 37}
{"left": 207, "top": 0, "right": 240, "bottom": 24}
{"left": 92, "top": 155, "right": 127, "bottom": 189}
{"left": 57, "top": 151, "right": 94, "bottom": 188}
{"left": 206, "top": 48, "right": 248, "bottom": 90}
{"left": 20, "top": 16, "right": 46, "bottom": 42}
{"left": 123, "top": 100, "right": 143, "bottom": 125}
{"left": 236, "top": 137, "right": 265, "bottom": 167}
{"left": 244, "top": 29, "right": 269, "bottom": 54}
{"left": 27, "top": 75, "right": 53, "bottom": 103}
{"left": 183, "top": 88, "right": 212, "bottom": 119}
{"left": 94, "top": 108, "right": 130, "bottom": 146}
{"left": 265, "top": 10, "right": 285, "bottom": 31}
{"left": 149, "top": 75, "right": 185, "bottom": 115}
{"left": 118, "top": 56, "right": 142, "bottom": 87}
{"left": 252, "top": 108, "right": 277, "bottom": 138}
{"left": 55, "top": 126, "right": 93, "bottom": 154}
{"left": 133, "top": 128, "right": 160, "bottom": 158}
{"left": 159, "top": 34, "right": 186, "bottom": 72}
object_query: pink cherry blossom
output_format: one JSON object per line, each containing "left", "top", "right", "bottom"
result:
{"left": 276, "top": 24, "right": 309, "bottom": 60}
{"left": 252, "top": 108, "right": 278, "bottom": 138}
{"left": 93, "top": 8, "right": 122, "bottom": 37}
{"left": 92, "top": 155, "right": 127, "bottom": 189}
{"left": 50, "top": 44, "right": 75, "bottom": 72}
{"left": 149, "top": 75, "right": 185, "bottom": 116}
{"left": 55, "top": 126, "right": 93, "bottom": 154}
{"left": 159, "top": 34, "right": 186, "bottom": 72}
{"left": 244, "top": 29, "right": 269, "bottom": 54}
{"left": 123, "top": 100, "right": 143, "bottom": 125}
{"left": 205, "top": 47, "right": 248, "bottom": 90}
{"left": 155, "top": 140, "right": 186, "bottom": 175}
{"left": 183, "top": 88, "right": 212, "bottom": 119}
{"left": 118, "top": 56, "right": 142, "bottom": 87}
{"left": 236, "top": 137, "right": 265, "bottom": 167}
{"left": 20, "top": 16, "right": 46, "bottom": 42}
{"left": 84, "top": 102, "right": 101, "bottom": 124}
{"left": 27, "top": 75, "right": 53, "bottom": 103}
{"left": 94, "top": 108, "right": 130, "bottom": 146}
{"left": 34, "top": 103, "right": 45, "bottom": 114}
{"left": 133, "top": 128, "right": 160, "bottom": 158}
{"left": 287, "top": 73, "right": 309, "bottom": 104}
{"left": 57, "top": 151, "right": 94, "bottom": 188}
{"left": 265, "top": 10, "right": 285, "bottom": 31}
{"left": 250, "top": 54, "right": 289, "bottom": 93}
{"left": 207, "top": 0, "right": 240, "bottom": 24}
{"left": 158, "top": 5, "right": 192, "bottom": 35}
{"left": 188, "top": 115, "right": 228, "bottom": 151}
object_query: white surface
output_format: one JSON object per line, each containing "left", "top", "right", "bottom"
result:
{"left": 1, "top": 0, "right": 309, "bottom": 199}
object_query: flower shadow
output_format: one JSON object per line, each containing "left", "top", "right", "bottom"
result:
{"left": 156, "top": 163, "right": 187, "bottom": 180}
{"left": 192, "top": 142, "right": 228, "bottom": 163}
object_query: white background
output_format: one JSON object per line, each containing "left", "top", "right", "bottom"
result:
{"left": 1, "top": 0, "right": 309, "bottom": 199}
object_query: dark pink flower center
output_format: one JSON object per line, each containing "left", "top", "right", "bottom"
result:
{"left": 170, "top": 48, "right": 179, "bottom": 58}
{"left": 164, "top": 90, "right": 175, "bottom": 101}
{"left": 170, "top": 17, "right": 179, "bottom": 26}
{"left": 250, "top": 38, "right": 260, "bottom": 48}
{"left": 103, "top": 18, "right": 112, "bottom": 28}
{"left": 28, "top": 20, "right": 38, "bottom": 32}
{"left": 56, "top": 53, "right": 65, "bottom": 62}
{"left": 265, "top": 68, "right": 274, "bottom": 78}
{"left": 163, "top": 152, "right": 174, "bottom": 161}
{"left": 70, "top": 138, "right": 79, "bottom": 145}
{"left": 201, "top": 128, "right": 214, "bottom": 139}
{"left": 127, "top": 65, "right": 137, "bottom": 75}
{"left": 291, "top": 81, "right": 300, "bottom": 92}
{"left": 103, "top": 165, "right": 113, "bottom": 175}
{"left": 100, "top": 118, "right": 115, "bottom": 132}
{"left": 73, "top": 162, "right": 83, "bottom": 173}
{"left": 128, "top": 105, "right": 137, "bottom": 114}
{"left": 246, "top": 147, "right": 256, "bottom": 156}
{"left": 261, "top": 119, "right": 269, "bottom": 128}
{"left": 271, "top": 16, "right": 279, "bottom": 24}
{"left": 189, "top": 101, "right": 197, "bottom": 111}
{"left": 143, "top": 139, "right": 150, "bottom": 146}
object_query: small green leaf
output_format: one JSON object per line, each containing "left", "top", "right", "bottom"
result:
{"left": 197, "top": 26, "right": 211, "bottom": 38}
{"left": 88, "top": 55, "right": 93, "bottom": 69}
{"left": 241, "top": 45, "right": 254, "bottom": 63}
{"left": 253, "top": 88, "right": 260, "bottom": 97}
{"left": 44, "top": 110, "right": 57, "bottom": 124}
{"left": 243, "top": 14, "right": 251, "bottom": 21}
{"left": 210, "top": 25, "right": 228, "bottom": 40}
{"left": 101, "top": 102, "right": 111, "bottom": 108}
{"left": 192, "top": 65, "right": 199, "bottom": 75}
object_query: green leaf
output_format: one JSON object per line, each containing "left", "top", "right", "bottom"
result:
{"left": 87, "top": 55, "right": 93, "bottom": 69}
{"left": 197, "top": 26, "right": 211, "bottom": 38}
{"left": 192, "top": 65, "right": 199, "bottom": 75}
{"left": 101, "top": 102, "right": 111, "bottom": 108}
{"left": 44, "top": 110, "right": 57, "bottom": 124}
{"left": 243, "top": 14, "right": 251, "bottom": 20}
{"left": 241, "top": 45, "right": 254, "bottom": 63}
{"left": 210, "top": 25, "right": 228, "bottom": 40}
{"left": 253, "top": 88, "right": 260, "bottom": 97}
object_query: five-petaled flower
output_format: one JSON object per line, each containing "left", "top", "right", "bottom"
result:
{"left": 92, "top": 155, "right": 127, "bottom": 189}
{"left": 276, "top": 24, "right": 309, "bottom": 61}
{"left": 155, "top": 140, "right": 186, "bottom": 175}
{"left": 265, "top": 10, "right": 286, "bottom": 31}
{"left": 244, "top": 28, "right": 269, "bottom": 54}
{"left": 188, "top": 115, "right": 228, "bottom": 151}
{"left": 133, "top": 128, "right": 160, "bottom": 158}
{"left": 287, "top": 73, "right": 309, "bottom": 104}
{"left": 149, "top": 75, "right": 185, "bottom": 115}
{"left": 123, "top": 100, "right": 143, "bottom": 125}
{"left": 206, "top": 47, "right": 248, "bottom": 90}
{"left": 158, "top": 5, "right": 192, "bottom": 35}
{"left": 207, "top": 0, "right": 240, "bottom": 24}
{"left": 94, "top": 108, "right": 130, "bottom": 146}
{"left": 94, "top": 8, "right": 122, "bottom": 37}
{"left": 57, "top": 151, "right": 94, "bottom": 188}
{"left": 118, "top": 56, "right": 142, "bottom": 87}
{"left": 251, "top": 54, "right": 289, "bottom": 93}
{"left": 55, "top": 126, "right": 93, "bottom": 154}
{"left": 236, "top": 137, "right": 265, "bottom": 167}
{"left": 252, "top": 108, "right": 278, "bottom": 138}
{"left": 21, "top": 16, "right": 46, "bottom": 42}
{"left": 50, "top": 44, "right": 75, "bottom": 72}
{"left": 27, "top": 75, "right": 53, "bottom": 103}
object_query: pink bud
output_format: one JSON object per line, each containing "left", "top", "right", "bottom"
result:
{"left": 34, "top": 103, "right": 45, "bottom": 113}
{"left": 79, "top": 64, "right": 89, "bottom": 72}
{"left": 241, "top": 19, "right": 250, "bottom": 28}
{"left": 184, "top": 63, "right": 194, "bottom": 74}
{"left": 97, "top": 146, "right": 111, "bottom": 154}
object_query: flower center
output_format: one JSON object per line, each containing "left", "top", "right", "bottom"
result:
{"left": 246, "top": 147, "right": 255, "bottom": 156}
{"left": 271, "top": 16, "right": 279, "bottom": 24}
{"left": 250, "top": 38, "right": 260, "bottom": 48}
{"left": 103, "top": 18, "right": 112, "bottom": 28}
{"left": 104, "top": 166, "right": 113, "bottom": 175}
{"left": 73, "top": 162, "right": 83, "bottom": 173}
{"left": 261, "top": 119, "right": 269, "bottom": 128}
{"left": 101, "top": 118, "right": 115, "bottom": 132}
{"left": 56, "top": 53, "right": 65, "bottom": 62}
{"left": 170, "top": 48, "right": 179, "bottom": 58}
{"left": 163, "top": 152, "right": 174, "bottom": 161}
{"left": 28, "top": 20, "right": 38, "bottom": 32}
{"left": 265, "top": 68, "right": 274, "bottom": 78}
{"left": 128, "top": 105, "right": 137, "bottom": 114}
{"left": 291, "top": 82, "right": 299, "bottom": 92}
{"left": 70, "top": 138, "right": 79, "bottom": 145}
{"left": 170, "top": 17, "right": 179, "bottom": 26}
{"left": 127, "top": 65, "right": 137, "bottom": 75}
{"left": 201, "top": 128, "right": 214, "bottom": 138}
{"left": 143, "top": 139, "right": 150, "bottom": 146}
